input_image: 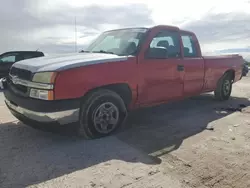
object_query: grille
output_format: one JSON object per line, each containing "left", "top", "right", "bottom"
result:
{"left": 8, "top": 67, "right": 31, "bottom": 96}
{"left": 10, "top": 67, "right": 32, "bottom": 81}
{"left": 7, "top": 77, "right": 29, "bottom": 97}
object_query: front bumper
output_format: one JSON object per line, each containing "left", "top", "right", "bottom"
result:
{"left": 4, "top": 85, "right": 80, "bottom": 125}
{"left": 5, "top": 99, "right": 79, "bottom": 125}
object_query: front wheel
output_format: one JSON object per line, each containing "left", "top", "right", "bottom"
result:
{"left": 214, "top": 73, "right": 233, "bottom": 101}
{"left": 77, "top": 89, "right": 127, "bottom": 139}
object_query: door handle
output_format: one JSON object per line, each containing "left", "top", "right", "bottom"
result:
{"left": 177, "top": 65, "right": 184, "bottom": 71}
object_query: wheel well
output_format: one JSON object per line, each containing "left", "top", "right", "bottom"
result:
{"left": 84, "top": 83, "right": 133, "bottom": 107}
{"left": 225, "top": 69, "right": 235, "bottom": 81}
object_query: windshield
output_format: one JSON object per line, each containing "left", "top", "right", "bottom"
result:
{"left": 85, "top": 28, "right": 148, "bottom": 56}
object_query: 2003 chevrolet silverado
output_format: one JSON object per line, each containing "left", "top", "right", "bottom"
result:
{"left": 2, "top": 25, "right": 244, "bottom": 139}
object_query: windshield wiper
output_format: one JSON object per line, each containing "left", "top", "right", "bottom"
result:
{"left": 92, "top": 50, "right": 114, "bottom": 54}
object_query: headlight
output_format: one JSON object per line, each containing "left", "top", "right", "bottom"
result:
{"left": 30, "top": 72, "right": 56, "bottom": 100}
{"left": 32, "top": 72, "right": 57, "bottom": 83}
{"left": 30, "top": 88, "right": 54, "bottom": 100}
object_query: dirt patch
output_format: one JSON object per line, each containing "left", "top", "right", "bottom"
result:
{"left": 1, "top": 77, "right": 250, "bottom": 188}
{"left": 159, "top": 111, "right": 250, "bottom": 188}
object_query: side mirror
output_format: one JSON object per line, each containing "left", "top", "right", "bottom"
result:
{"left": 145, "top": 47, "right": 168, "bottom": 59}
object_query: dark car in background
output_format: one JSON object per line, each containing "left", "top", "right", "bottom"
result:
{"left": 242, "top": 61, "right": 249, "bottom": 76}
{"left": 0, "top": 51, "right": 44, "bottom": 78}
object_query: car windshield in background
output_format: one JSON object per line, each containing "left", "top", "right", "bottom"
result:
{"left": 85, "top": 28, "right": 148, "bottom": 56}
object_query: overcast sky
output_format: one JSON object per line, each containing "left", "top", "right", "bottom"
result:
{"left": 1, "top": 0, "right": 250, "bottom": 60}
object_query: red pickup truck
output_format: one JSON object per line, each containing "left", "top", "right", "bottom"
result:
{"left": 2, "top": 25, "right": 244, "bottom": 139}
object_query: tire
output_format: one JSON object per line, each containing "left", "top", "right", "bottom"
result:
{"left": 77, "top": 89, "right": 128, "bottom": 139}
{"left": 214, "top": 73, "right": 233, "bottom": 101}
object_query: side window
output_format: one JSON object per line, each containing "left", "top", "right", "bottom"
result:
{"left": 181, "top": 35, "right": 197, "bottom": 57}
{"left": 23, "top": 52, "right": 43, "bottom": 60}
{"left": 0, "top": 54, "right": 17, "bottom": 63}
{"left": 147, "top": 30, "right": 181, "bottom": 59}
{"left": 23, "top": 53, "right": 37, "bottom": 59}
{"left": 23, "top": 53, "right": 33, "bottom": 59}
{"left": 32, "top": 52, "right": 44, "bottom": 58}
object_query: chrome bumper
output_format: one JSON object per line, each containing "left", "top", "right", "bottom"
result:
{"left": 5, "top": 99, "right": 80, "bottom": 125}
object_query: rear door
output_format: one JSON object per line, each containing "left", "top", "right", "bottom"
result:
{"left": 180, "top": 33, "right": 205, "bottom": 96}
{"left": 137, "top": 28, "right": 184, "bottom": 105}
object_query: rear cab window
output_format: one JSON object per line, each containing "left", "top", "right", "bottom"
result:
{"left": 181, "top": 34, "right": 198, "bottom": 58}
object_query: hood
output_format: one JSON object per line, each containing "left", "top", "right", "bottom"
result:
{"left": 12, "top": 52, "right": 128, "bottom": 73}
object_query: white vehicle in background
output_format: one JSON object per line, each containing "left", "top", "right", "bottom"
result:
{"left": 0, "top": 78, "right": 4, "bottom": 89}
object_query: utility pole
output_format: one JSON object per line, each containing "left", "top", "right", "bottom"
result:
{"left": 75, "top": 16, "right": 77, "bottom": 52}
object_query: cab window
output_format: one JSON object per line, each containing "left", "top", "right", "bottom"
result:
{"left": 181, "top": 35, "right": 198, "bottom": 57}
{"left": 146, "top": 30, "right": 181, "bottom": 59}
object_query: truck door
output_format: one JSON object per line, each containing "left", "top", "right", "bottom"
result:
{"left": 137, "top": 29, "right": 184, "bottom": 105}
{"left": 180, "top": 33, "right": 205, "bottom": 96}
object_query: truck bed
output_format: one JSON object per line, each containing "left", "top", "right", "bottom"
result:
{"left": 202, "top": 54, "right": 244, "bottom": 92}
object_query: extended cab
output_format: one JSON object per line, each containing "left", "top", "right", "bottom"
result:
{"left": 2, "top": 25, "right": 244, "bottom": 139}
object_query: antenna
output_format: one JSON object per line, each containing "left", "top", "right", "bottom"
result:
{"left": 74, "top": 16, "right": 77, "bottom": 52}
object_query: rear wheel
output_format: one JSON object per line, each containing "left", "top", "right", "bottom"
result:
{"left": 214, "top": 73, "right": 233, "bottom": 101}
{"left": 77, "top": 89, "right": 127, "bottom": 139}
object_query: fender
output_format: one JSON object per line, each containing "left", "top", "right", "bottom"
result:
{"left": 54, "top": 57, "right": 138, "bottom": 103}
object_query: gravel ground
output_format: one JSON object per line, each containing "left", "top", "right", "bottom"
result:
{"left": 0, "top": 75, "right": 250, "bottom": 188}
